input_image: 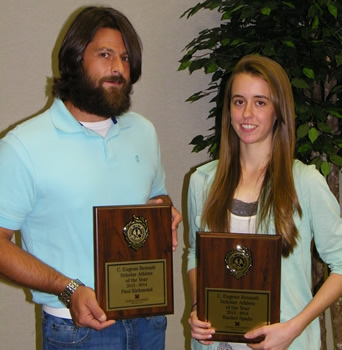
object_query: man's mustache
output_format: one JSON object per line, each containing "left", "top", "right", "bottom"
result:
{"left": 99, "top": 75, "right": 126, "bottom": 85}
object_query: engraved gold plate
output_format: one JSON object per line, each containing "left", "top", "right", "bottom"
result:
{"left": 123, "top": 215, "right": 149, "bottom": 251}
{"left": 225, "top": 245, "right": 252, "bottom": 279}
{"left": 105, "top": 259, "right": 168, "bottom": 312}
{"left": 206, "top": 288, "right": 270, "bottom": 335}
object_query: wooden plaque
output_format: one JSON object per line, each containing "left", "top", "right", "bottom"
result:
{"left": 94, "top": 204, "right": 174, "bottom": 319}
{"left": 197, "top": 232, "right": 281, "bottom": 343}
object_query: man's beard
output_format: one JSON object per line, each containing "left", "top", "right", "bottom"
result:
{"left": 67, "top": 72, "right": 132, "bottom": 119}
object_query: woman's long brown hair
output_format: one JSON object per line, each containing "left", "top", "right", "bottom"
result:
{"left": 201, "top": 55, "right": 302, "bottom": 257}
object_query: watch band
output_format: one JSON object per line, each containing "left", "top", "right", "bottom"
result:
{"left": 58, "top": 279, "right": 85, "bottom": 308}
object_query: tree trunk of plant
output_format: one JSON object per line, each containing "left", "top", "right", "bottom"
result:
{"left": 326, "top": 106, "right": 342, "bottom": 349}
{"left": 326, "top": 163, "right": 342, "bottom": 350}
{"left": 331, "top": 298, "right": 342, "bottom": 350}
{"left": 312, "top": 246, "right": 327, "bottom": 350}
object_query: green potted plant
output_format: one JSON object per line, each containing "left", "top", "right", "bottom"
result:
{"left": 179, "top": 1, "right": 342, "bottom": 348}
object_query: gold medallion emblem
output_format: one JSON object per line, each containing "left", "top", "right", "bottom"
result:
{"left": 123, "top": 215, "right": 149, "bottom": 251}
{"left": 225, "top": 245, "right": 252, "bottom": 279}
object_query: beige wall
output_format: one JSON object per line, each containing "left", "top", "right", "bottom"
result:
{"left": 0, "top": 1, "right": 217, "bottom": 349}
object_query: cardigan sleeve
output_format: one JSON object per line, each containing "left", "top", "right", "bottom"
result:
{"left": 186, "top": 161, "right": 218, "bottom": 272}
{"left": 187, "top": 171, "right": 202, "bottom": 272}
{"left": 294, "top": 161, "right": 342, "bottom": 275}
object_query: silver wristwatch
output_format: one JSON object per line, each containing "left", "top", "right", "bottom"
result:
{"left": 58, "top": 279, "right": 85, "bottom": 308}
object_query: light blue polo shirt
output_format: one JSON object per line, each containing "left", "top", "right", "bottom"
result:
{"left": 0, "top": 98, "right": 167, "bottom": 307}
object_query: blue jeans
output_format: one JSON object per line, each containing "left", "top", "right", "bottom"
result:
{"left": 42, "top": 311, "right": 167, "bottom": 349}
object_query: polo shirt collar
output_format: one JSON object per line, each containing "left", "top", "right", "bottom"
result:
{"left": 50, "top": 98, "right": 131, "bottom": 136}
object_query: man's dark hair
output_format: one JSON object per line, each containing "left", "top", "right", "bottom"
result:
{"left": 53, "top": 6, "right": 142, "bottom": 100}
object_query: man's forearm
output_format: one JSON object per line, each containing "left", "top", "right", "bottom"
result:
{"left": 0, "top": 230, "right": 70, "bottom": 295}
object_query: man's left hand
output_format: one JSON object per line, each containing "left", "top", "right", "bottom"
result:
{"left": 148, "top": 196, "right": 182, "bottom": 252}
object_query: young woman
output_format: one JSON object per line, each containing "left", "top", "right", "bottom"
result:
{"left": 187, "top": 55, "right": 342, "bottom": 350}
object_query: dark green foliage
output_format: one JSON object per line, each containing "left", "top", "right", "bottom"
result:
{"left": 179, "top": 0, "right": 342, "bottom": 176}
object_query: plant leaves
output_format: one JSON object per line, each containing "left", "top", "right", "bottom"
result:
{"left": 303, "top": 67, "right": 315, "bottom": 79}
{"left": 328, "top": 4, "right": 338, "bottom": 19}
{"left": 297, "top": 124, "right": 309, "bottom": 139}
{"left": 312, "top": 15, "right": 319, "bottom": 29}
{"left": 178, "top": 61, "right": 191, "bottom": 71}
{"left": 308, "top": 127, "right": 319, "bottom": 143}
{"left": 282, "top": 40, "right": 295, "bottom": 48}
{"left": 330, "top": 154, "right": 342, "bottom": 167}
{"left": 261, "top": 7, "right": 271, "bottom": 16}
{"left": 328, "top": 110, "right": 342, "bottom": 119}
{"left": 190, "top": 134, "right": 204, "bottom": 145}
{"left": 291, "top": 78, "right": 310, "bottom": 89}
{"left": 321, "top": 161, "right": 330, "bottom": 177}
{"left": 206, "top": 62, "right": 218, "bottom": 74}
{"left": 298, "top": 142, "right": 312, "bottom": 153}
{"left": 317, "top": 122, "right": 332, "bottom": 134}
{"left": 283, "top": 1, "right": 295, "bottom": 9}
{"left": 336, "top": 53, "right": 342, "bottom": 67}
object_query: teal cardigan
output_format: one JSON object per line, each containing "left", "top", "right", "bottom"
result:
{"left": 187, "top": 159, "right": 342, "bottom": 350}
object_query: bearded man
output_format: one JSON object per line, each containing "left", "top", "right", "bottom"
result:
{"left": 0, "top": 6, "right": 181, "bottom": 350}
